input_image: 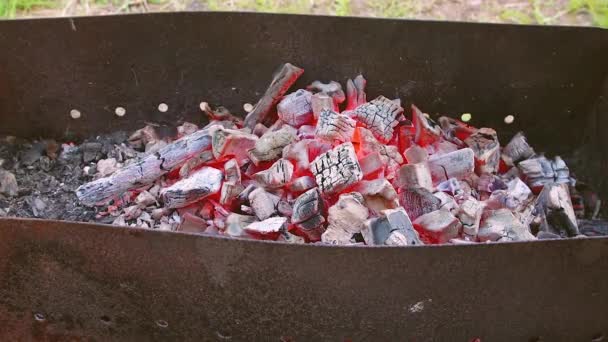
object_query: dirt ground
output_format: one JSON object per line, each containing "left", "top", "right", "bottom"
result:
{"left": 12, "top": 0, "right": 602, "bottom": 28}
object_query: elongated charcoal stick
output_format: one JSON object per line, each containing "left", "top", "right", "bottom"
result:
{"left": 76, "top": 128, "right": 213, "bottom": 206}
{"left": 244, "top": 63, "right": 304, "bottom": 129}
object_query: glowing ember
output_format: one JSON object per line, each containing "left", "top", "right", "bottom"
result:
{"left": 76, "top": 63, "right": 588, "bottom": 245}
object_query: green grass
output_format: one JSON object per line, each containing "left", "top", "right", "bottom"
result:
{"left": 370, "top": 0, "right": 413, "bottom": 18}
{"left": 334, "top": 0, "right": 351, "bottom": 16}
{"left": 206, "top": 0, "right": 310, "bottom": 13}
{"left": 500, "top": 9, "right": 534, "bottom": 24}
{"left": 569, "top": 0, "right": 608, "bottom": 27}
{"left": 0, "top": 0, "right": 55, "bottom": 18}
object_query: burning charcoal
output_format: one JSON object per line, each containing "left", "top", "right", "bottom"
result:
{"left": 395, "top": 163, "right": 433, "bottom": 192}
{"left": 436, "top": 178, "right": 462, "bottom": 197}
{"left": 289, "top": 176, "right": 316, "bottom": 193}
{"left": 316, "top": 109, "right": 356, "bottom": 143}
{"left": 354, "top": 96, "right": 403, "bottom": 142}
{"left": 78, "top": 127, "right": 214, "bottom": 206}
{"left": 225, "top": 213, "right": 256, "bottom": 237}
{"left": 478, "top": 209, "right": 535, "bottom": 242}
{"left": 311, "top": 93, "right": 334, "bottom": 119}
{"left": 413, "top": 209, "right": 461, "bottom": 244}
{"left": 248, "top": 126, "right": 297, "bottom": 165}
{"left": 178, "top": 212, "right": 207, "bottom": 234}
{"left": 427, "top": 148, "right": 475, "bottom": 184}
{"left": 322, "top": 192, "right": 368, "bottom": 245}
{"left": 308, "top": 80, "right": 346, "bottom": 105}
{"left": 292, "top": 188, "right": 326, "bottom": 241}
{"left": 277, "top": 200, "right": 293, "bottom": 217}
{"left": 245, "top": 216, "right": 287, "bottom": 240}
{"left": 476, "top": 173, "right": 507, "bottom": 194}
{"left": 297, "top": 125, "right": 316, "bottom": 139}
{"left": 128, "top": 125, "right": 158, "bottom": 151}
{"left": 501, "top": 166, "right": 521, "bottom": 183}
{"left": 220, "top": 182, "right": 245, "bottom": 206}
{"left": 359, "top": 151, "right": 384, "bottom": 177}
{"left": 504, "top": 177, "right": 532, "bottom": 210}
{"left": 135, "top": 190, "right": 156, "bottom": 208}
{"left": 201, "top": 103, "right": 243, "bottom": 126}
{"left": 278, "top": 231, "right": 305, "bottom": 244}
{"left": 398, "top": 187, "right": 441, "bottom": 221}
{"left": 160, "top": 167, "right": 223, "bottom": 209}
{"left": 211, "top": 127, "right": 258, "bottom": 164}
{"left": 464, "top": 128, "right": 500, "bottom": 174}
{"left": 151, "top": 207, "right": 171, "bottom": 221}
{"left": 404, "top": 145, "right": 428, "bottom": 164}
{"left": 282, "top": 139, "right": 310, "bottom": 170}
{"left": 277, "top": 89, "right": 313, "bottom": 127}
{"left": 432, "top": 140, "right": 459, "bottom": 156}
{"left": 412, "top": 105, "right": 441, "bottom": 146}
{"left": 345, "top": 75, "right": 367, "bottom": 110}
{"left": 502, "top": 132, "right": 535, "bottom": 166}
{"left": 537, "top": 183, "right": 579, "bottom": 237}
{"left": 355, "top": 127, "right": 403, "bottom": 164}
{"left": 177, "top": 122, "right": 199, "bottom": 137}
{"left": 310, "top": 142, "right": 363, "bottom": 195}
{"left": 96, "top": 158, "right": 118, "bottom": 177}
{"left": 248, "top": 188, "right": 280, "bottom": 220}
{"left": 354, "top": 179, "right": 398, "bottom": 213}
{"left": 0, "top": 170, "right": 18, "bottom": 197}
{"left": 362, "top": 207, "right": 421, "bottom": 246}
{"left": 81, "top": 142, "right": 103, "bottom": 163}
{"left": 253, "top": 158, "right": 294, "bottom": 188}
{"left": 438, "top": 116, "right": 476, "bottom": 144}
{"left": 253, "top": 123, "right": 268, "bottom": 137}
{"left": 123, "top": 205, "right": 143, "bottom": 220}
{"left": 244, "top": 63, "right": 304, "bottom": 128}
{"left": 518, "top": 156, "right": 553, "bottom": 188}
{"left": 145, "top": 140, "right": 168, "bottom": 154}
{"left": 457, "top": 198, "right": 484, "bottom": 237}
{"left": 552, "top": 156, "right": 570, "bottom": 184}
{"left": 434, "top": 191, "right": 458, "bottom": 214}
{"left": 224, "top": 158, "right": 241, "bottom": 184}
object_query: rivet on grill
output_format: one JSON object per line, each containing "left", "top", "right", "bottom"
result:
{"left": 115, "top": 107, "right": 126, "bottom": 117}
{"left": 243, "top": 103, "right": 254, "bottom": 112}
{"left": 155, "top": 319, "right": 168, "bottom": 328}
{"left": 34, "top": 312, "right": 45, "bottom": 322}
{"left": 70, "top": 109, "right": 81, "bottom": 119}
{"left": 591, "top": 333, "right": 605, "bottom": 342}
{"left": 504, "top": 115, "right": 515, "bottom": 124}
{"left": 158, "top": 103, "right": 169, "bottom": 113}
{"left": 461, "top": 113, "right": 472, "bottom": 122}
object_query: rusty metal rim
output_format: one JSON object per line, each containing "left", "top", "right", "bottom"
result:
{"left": 3, "top": 217, "right": 604, "bottom": 249}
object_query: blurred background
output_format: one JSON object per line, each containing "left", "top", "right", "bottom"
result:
{"left": 1, "top": 0, "right": 606, "bottom": 27}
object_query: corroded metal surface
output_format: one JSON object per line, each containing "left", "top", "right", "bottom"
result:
{"left": 0, "top": 218, "right": 606, "bottom": 341}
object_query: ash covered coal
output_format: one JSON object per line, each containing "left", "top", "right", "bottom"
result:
{"left": 2, "top": 63, "right": 604, "bottom": 245}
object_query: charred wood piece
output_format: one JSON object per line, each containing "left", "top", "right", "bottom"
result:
{"left": 518, "top": 156, "right": 570, "bottom": 188}
{"left": 362, "top": 207, "right": 421, "bottom": 246}
{"left": 502, "top": 132, "right": 535, "bottom": 166}
{"left": 457, "top": 198, "right": 484, "bottom": 237}
{"left": 307, "top": 80, "right": 345, "bottom": 105}
{"left": 225, "top": 213, "right": 257, "bottom": 237}
{"left": 289, "top": 175, "right": 316, "bottom": 193}
{"left": 395, "top": 163, "right": 433, "bottom": 191}
{"left": 412, "top": 105, "right": 441, "bottom": 146}
{"left": 398, "top": 187, "right": 441, "bottom": 221}
{"left": 464, "top": 128, "right": 500, "bottom": 174}
{"left": 427, "top": 148, "right": 475, "bottom": 184}
{"left": 346, "top": 75, "right": 367, "bottom": 110}
{"left": 322, "top": 192, "right": 368, "bottom": 245}
{"left": 404, "top": 145, "right": 428, "bottom": 164}
{"left": 253, "top": 158, "right": 294, "bottom": 189}
{"left": 354, "top": 96, "right": 403, "bottom": 142}
{"left": 244, "top": 63, "right": 304, "bottom": 128}
{"left": 292, "top": 188, "right": 326, "bottom": 241}
{"left": 248, "top": 188, "right": 280, "bottom": 220}
{"left": 537, "top": 183, "right": 579, "bottom": 237}
{"left": 77, "top": 127, "right": 213, "bottom": 206}
{"left": 316, "top": 109, "right": 356, "bottom": 143}
{"left": 354, "top": 178, "right": 399, "bottom": 213}
{"left": 248, "top": 126, "right": 297, "bottom": 165}
{"left": 478, "top": 208, "right": 535, "bottom": 242}
{"left": 211, "top": 126, "right": 258, "bottom": 164}
{"left": 160, "top": 167, "right": 223, "bottom": 209}
{"left": 413, "top": 209, "right": 461, "bottom": 244}
{"left": 310, "top": 142, "right": 363, "bottom": 194}
{"left": 277, "top": 89, "right": 313, "bottom": 127}
{"left": 311, "top": 93, "right": 334, "bottom": 120}
{"left": 245, "top": 217, "right": 287, "bottom": 240}
{"left": 356, "top": 127, "right": 403, "bottom": 164}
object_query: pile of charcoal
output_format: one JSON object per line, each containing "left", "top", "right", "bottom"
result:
{"left": 1, "top": 63, "right": 603, "bottom": 244}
